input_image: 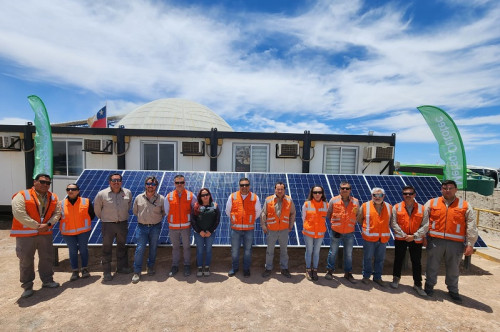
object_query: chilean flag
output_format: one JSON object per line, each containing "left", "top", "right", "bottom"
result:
{"left": 88, "top": 106, "right": 107, "bottom": 128}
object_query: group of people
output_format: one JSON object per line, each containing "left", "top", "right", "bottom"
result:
{"left": 11, "top": 173, "right": 478, "bottom": 304}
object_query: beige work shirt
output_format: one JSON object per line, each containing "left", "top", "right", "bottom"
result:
{"left": 94, "top": 187, "right": 132, "bottom": 222}
{"left": 133, "top": 192, "right": 165, "bottom": 225}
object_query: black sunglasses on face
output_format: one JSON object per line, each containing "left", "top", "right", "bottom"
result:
{"left": 239, "top": 184, "right": 250, "bottom": 187}
{"left": 66, "top": 188, "right": 79, "bottom": 192}
{"left": 312, "top": 191, "right": 323, "bottom": 194}
{"left": 340, "top": 187, "right": 351, "bottom": 190}
{"left": 146, "top": 182, "right": 157, "bottom": 186}
{"left": 200, "top": 193, "right": 210, "bottom": 197}
{"left": 38, "top": 180, "right": 51, "bottom": 185}
{"left": 110, "top": 179, "right": 122, "bottom": 183}
{"left": 175, "top": 181, "right": 185, "bottom": 185}
{"left": 403, "top": 192, "right": 415, "bottom": 196}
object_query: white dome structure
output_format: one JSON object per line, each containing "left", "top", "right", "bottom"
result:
{"left": 116, "top": 98, "right": 233, "bottom": 131}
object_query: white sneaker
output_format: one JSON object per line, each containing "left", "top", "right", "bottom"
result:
{"left": 132, "top": 273, "right": 140, "bottom": 284}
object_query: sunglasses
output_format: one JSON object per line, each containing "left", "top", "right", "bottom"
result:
{"left": 372, "top": 193, "right": 384, "bottom": 198}
{"left": 312, "top": 191, "right": 323, "bottom": 194}
{"left": 403, "top": 192, "right": 415, "bottom": 196}
{"left": 110, "top": 179, "right": 122, "bottom": 183}
{"left": 239, "top": 184, "right": 250, "bottom": 187}
{"left": 38, "top": 180, "right": 51, "bottom": 185}
{"left": 340, "top": 187, "right": 351, "bottom": 190}
{"left": 66, "top": 188, "right": 79, "bottom": 192}
{"left": 200, "top": 193, "right": 210, "bottom": 197}
{"left": 175, "top": 181, "right": 185, "bottom": 185}
{"left": 146, "top": 182, "right": 157, "bottom": 186}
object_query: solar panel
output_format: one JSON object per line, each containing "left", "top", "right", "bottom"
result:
{"left": 53, "top": 170, "right": 486, "bottom": 249}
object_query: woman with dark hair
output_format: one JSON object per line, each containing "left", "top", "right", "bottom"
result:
{"left": 302, "top": 185, "right": 328, "bottom": 281}
{"left": 191, "top": 188, "right": 220, "bottom": 277}
{"left": 60, "top": 183, "right": 95, "bottom": 281}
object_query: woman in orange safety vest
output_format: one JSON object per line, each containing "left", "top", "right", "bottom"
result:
{"left": 60, "top": 183, "right": 95, "bottom": 281}
{"left": 302, "top": 185, "right": 328, "bottom": 281}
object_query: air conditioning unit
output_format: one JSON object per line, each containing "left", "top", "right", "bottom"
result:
{"left": 0, "top": 136, "right": 21, "bottom": 151}
{"left": 364, "top": 146, "right": 394, "bottom": 161}
{"left": 83, "top": 139, "right": 113, "bottom": 154}
{"left": 276, "top": 143, "right": 299, "bottom": 158}
{"left": 181, "top": 141, "right": 205, "bottom": 156}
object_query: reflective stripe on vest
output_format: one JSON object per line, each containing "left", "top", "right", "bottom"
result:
{"left": 428, "top": 197, "right": 467, "bottom": 242}
{"left": 363, "top": 201, "right": 391, "bottom": 241}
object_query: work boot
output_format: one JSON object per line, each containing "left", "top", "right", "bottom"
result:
{"left": 390, "top": 276, "right": 400, "bottom": 289}
{"left": 262, "top": 269, "right": 272, "bottom": 278}
{"left": 448, "top": 291, "right": 463, "bottom": 304}
{"left": 169, "top": 266, "right": 179, "bottom": 277}
{"left": 21, "top": 288, "right": 34, "bottom": 298}
{"left": 132, "top": 273, "right": 140, "bottom": 284}
{"left": 306, "top": 268, "right": 313, "bottom": 281}
{"left": 81, "top": 268, "right": 90, "bottom": 278}
{"left": 325, "top": 269, "right": 334, "bottom": 280}
{"left": 70, "top": 270, "right": 80, "bottom": 282}
{"left": 424, "top": 282, "right": 434, "bottom": 297}
{"left": 204, "top": 266, "right": 210, "bottom": 277}
{"left": 312, "top": 269, "right": 319, "bottom": 281}
{"left": 197, "top": 266, "right": 203, "bottom": 277}
{"left": 42, "top": 281, "right": 60, "bottom": 288}
{"left": 361, "top": 277, "right": 371, "bottom": 285}
{"left": 413, "top": 285, "right": 427, "bottom": 297}
{"left": 103, "top": 272, "right": 113, "bottom": 282}
{"left": 184, "top": 265, "right": 191, "bottom": 277}
{"left": 344, "top": 272, "right": 357, "bottom": 284}
{"left": 374, "top": 279, "right": 387, "bottom": 288}
{"left": 280, "top": 269, "right": 291, "bottom": 278}
{"left": 147, "top": 267, "right": 155, "bottom": 276}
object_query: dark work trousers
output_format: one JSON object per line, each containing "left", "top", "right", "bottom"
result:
{"left": 393, "top": 239, "right": 423, "bottom": 287}
{"left": 16, "top": 234, "right": 55, "bottom": 290}
{"left": 101, "top": 221, "right": 129, "bottom": 273}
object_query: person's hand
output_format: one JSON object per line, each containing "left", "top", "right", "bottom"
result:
{"left": 405, "top": 234, "right": 414, "bottom": 242}
{"left": 38, "top": 223, "right": 49, "bottom": 232}
{"left": 205, "top": 231, "right": 211, "bottom": 237}
{"left": 262, "top": 226, "right": 268, "bottom": 234}
{"left": 200, "top": 231, "right": 206, "bottom": 237}
{"left": 464, "top": 245, "right": 474, "bottom": 256}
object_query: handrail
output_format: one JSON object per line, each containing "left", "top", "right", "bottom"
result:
{"left": 474, "top": 207, "right": 500, "bottom": 250}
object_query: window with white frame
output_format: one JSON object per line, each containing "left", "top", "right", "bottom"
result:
{"left": 323, "top": 146, "right": 358, "bottom": 174}
{"left": 233, "top": 144, "right": 269, "bottom": 172}
{"left": 53, "top": 140, "right": 85, "bottom": 176}
{"left": 141, "top": 141, "right": 176, "bottom": 170}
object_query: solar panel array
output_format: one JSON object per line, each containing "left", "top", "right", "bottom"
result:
{"left": 51, "top": 170, "right": 487, "bottom": 248}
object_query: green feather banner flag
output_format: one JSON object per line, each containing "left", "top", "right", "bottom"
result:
{"left": 27, "top": 95, "right": 53, "bottom": 178}
{"left": 417, "top": 105, "right": 467, "bottom": 190}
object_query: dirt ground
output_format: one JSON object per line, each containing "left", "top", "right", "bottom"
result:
{"left": 1, "top": 190, "right": 500, "bottom": 331}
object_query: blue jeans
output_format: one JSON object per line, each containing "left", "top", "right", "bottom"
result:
{"left": 326, "top": 231, "right": 354, "bottom": 272}
{"left": 362, "top": 240, "right": 387, "bottom": 280}
{"left": 133, "top": 223, "right": 161, "bottom": 274}
{"left": 194, "top": 231, "right": 215, "bottom": 267}
{"left": 304, "top": 235, "right": 323, "bottom": 269}
{"left": 231, "top": 229, "right": 254, "bottom": 271}
{"left": 63, "top": 231, "right": 91, "bottom": 270}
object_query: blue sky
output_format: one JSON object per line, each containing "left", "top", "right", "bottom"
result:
{"left": 1, "top": 0, "right": 499, "bottom": 169}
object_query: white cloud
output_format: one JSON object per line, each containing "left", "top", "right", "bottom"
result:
{"left": 0, "top": 117, "right": 32, "bottom": 125}
{"left": 0, "top": 0, "right": 499, "bottom": 127}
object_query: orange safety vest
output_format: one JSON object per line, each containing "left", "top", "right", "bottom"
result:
{"left": 264, "top": 195, "right": 293, "bottom": 231}
{"left": 361, "top": 201, "right": 392, "bottom": 243}
{"left": 329, "top": 195, "right": 359, "bottom": 234}
{"left": 302, "top": 200, "right": 328, "bottom": 239}
{"left": 10, "top": 188, "right": 58, "bottom": 237}
{"left": 394, "top": 201, "right": 424, "bottom": 243}
{"left": 230, "top": 191, "right": 257, "bottom": 230}
{"left": 167, "top": 190, "right": 193, "bottom": 230}
{"left": 428, "top": 197, "right": 468, "bottom": 242}
{"left": 60, "top": 197, "right": 92, "bottom": 236}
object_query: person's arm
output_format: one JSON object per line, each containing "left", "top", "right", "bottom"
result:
{"left": 356, "top": 204, "right": 364, "bottom": 224}
{"left": 225, "top": 195, "right": 232, "bottom": 218}
{"left": 260, "top": 200, "right": 268, "bottom": 233}
{"left": 132, "top": 196, "right": 139, "bottom": 217}
{"left": 254, "top": 195, "right": 262, "bottom": 221}
{"left": 288, "top": 200, "right": 296, "bottom": 231}
{"left": 94, "top": 192, "right": 103, "bottom": 220}
{"left": 45, "top": 198, "right": 62, "bottom": 225}
{"left": 164, "top": 195, "right": 170, "bottom": 217}
{"left": 325, "top": 200, "right": 333, "bottom": 228}
{"left": 87, "top": 200, "right": 96, "bottom": 220}
{"left": 11, "top": 193, "right": 39, "bottom": 229}
{"left": 464, "top": 203, "right": 478, "bottom": 256}
{"left": 301, "top": 202, "right": 306, "bottom": 221}
{"left": 413, "top": 203, "right": 429, "bottom": 240}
